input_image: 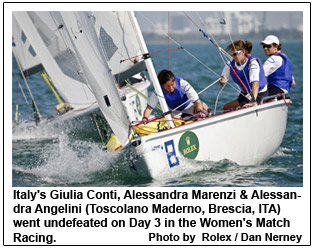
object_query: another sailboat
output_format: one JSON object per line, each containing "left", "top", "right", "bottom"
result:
{"left": 53, "top": 11, "right": 291, "bottom": 179}
{"left": 12, "top": 11, "right": 150, "bottom": 138}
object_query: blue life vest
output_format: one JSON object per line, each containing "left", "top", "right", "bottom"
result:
{"left": 267, "top": 53, "right": 293, "bottom": 92}
{"left": 230, "top": 55, "right": 267, "bottom": 93}
{"left": 161, "top": 77, "right": 190, "bottom": 111}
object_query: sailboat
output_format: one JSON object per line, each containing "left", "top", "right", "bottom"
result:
{"left": 12, "top": 11, "right": 150, "bottom": 138}
{"left": 14, "top": 11, "right": 291, "bottom": 179}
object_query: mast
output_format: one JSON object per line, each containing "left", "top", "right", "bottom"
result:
{"left": 128, "top": 11, "right": 174, "bottom": 128}
{"left": 12, "top": 47, "right": 41, "bottom": 124}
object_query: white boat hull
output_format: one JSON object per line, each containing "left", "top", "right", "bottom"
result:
{"left": 129, "top": 99, "right": 290, "bottom": 179}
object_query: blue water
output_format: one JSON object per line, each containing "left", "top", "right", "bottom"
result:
{"left": 11, "top": 41, "right": 303, "bottom": 187}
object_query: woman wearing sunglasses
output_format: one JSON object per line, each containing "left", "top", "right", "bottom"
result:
{"left": 261, "top": 35, "right": 295, "bottom": 96}
{"left": 218, "top": 40, "right": 268, "bottom": 111}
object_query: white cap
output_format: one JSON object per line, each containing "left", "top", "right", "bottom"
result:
{"left": 261, "top": 35, "right": 279, "bottom": 45}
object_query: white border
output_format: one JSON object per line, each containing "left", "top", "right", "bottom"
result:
{"left": 2, "top": 2, "right": 310, "bottom": 248}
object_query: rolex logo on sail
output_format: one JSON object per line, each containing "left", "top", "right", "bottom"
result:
{"left": 178, "top": 131, "right": 199, "bottom": 159}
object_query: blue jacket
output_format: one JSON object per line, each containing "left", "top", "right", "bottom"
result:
{"left": 161, "top": 77, "right": 191, "bottom": 111}
{"left": 267, "top": 53, "right": 293, "bottom": 92}
{"left": 230, "top": 55, "right": 267, "bottom": 93}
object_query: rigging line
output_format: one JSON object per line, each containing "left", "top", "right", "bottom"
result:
{"left": 12, "top": 49, "right": 41, "bottom": 121}
{"left": 168, "top": 11, "right": 170, "bottom": 69}
{"left": 185, "top": 11, "right": 247, "bottom": 97}
{"left": 114, "top": 11, "right": 136, "bottom": 96}
{"left": 184, "top": 12, "right": 248, "bottom": 98}
{"left": 171, "top": 78, "right": 220, "bottom": 113}
{"left": 184, "top": 11, "right": 241, "bottom": 90}
{"left": 219, "top": 11, "right": 251, "bottom": 93}
{"left": 137, "top": 12, "right": 221, "bottom": 78}
{"left": 195, "top": 12, "right": 232, "bottom": 63}
{"left": 183, "top": 12, "right": 242, "bottom": 97}
{"left": 120, "top": 47, "right": 183, "bottom": 63}
{"left": 184, "top": 11, "right": 231, "bottom": 61}
{"left": 17, "top": 77, "right": 29, "bottom": 104}
{"left": 92, "top": 113, "right": 105, "bottom": 144}
{"left": 117, "top": 12, "right": 131, "bottom": 59}
{"left": 125, "top": 80, "right": 162, "bottom": 111}
{"left": 119, "top": 12, "right": 133, "bottom": 84}
{"left": 112, "top": 12, "right": 124, "bottom": 85}
{"left": 50, "top": 12, "right": 70, "bottom": 49}
{"left": 15, "top": 79, "right": 19, "bottom": 123}
{"left": 214, "top": 83, "right": 226, "bottom": 115}
{"left": 182, "top": 49, "right": 220, "bottom": 78}
{"left": 183, "top": 11, "right": 201, "bottom": 30}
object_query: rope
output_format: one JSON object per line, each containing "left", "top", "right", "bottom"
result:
{"left": 183, "top": 11, "right": 201, "bottom": 30}
{"left": 136, "top": 12, "right": 221, "bottom": 79}
{"left": 41, "top": 72, "right": 64, "bottom": 104}
{"left": 182, "top": 12, "right": 243, "bottom": 98}
{"left": 17, "top": 77, "right": 29, "bottom": 104}
{"left": 15, "top": 80, "right": 19, "bottom": 123}
{"left": 214, "top": 83, "right": 226, "bottom": 115}
{"left": 125, "top": 80, "right": 162, "bottom": 111}
{"left": 219, "top": 11, "right": 251, "bottom": 93}
{"left": 194, "top": 12, "right": 250, "bottom": 101}
{"left": 171, "top": 78, "right": 220, "bottom": 112}
{"left": 183, "top": 11, "right": 254, "bottom": 101}
{"left": 120, "top": 47, "right": 183, "bottom": 63}
{"left": 185, "top": 11, "right": 231, "bottom": 61}
{"left": 280, "top": 94, "right": 292, "bottom": 107}
{"left": 92, "top": 113, "right": 105, "bottom": 144}
{"left": 12, "top": 49, "right": 41, "bottom": 123}
{"left": 168, "top": 11, "right": 170, "bottom": 69}
{"left": 194, "top": 12, "right": 232, "bottom": 62}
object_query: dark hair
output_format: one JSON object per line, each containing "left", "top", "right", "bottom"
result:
{"left": 227, "top": 40, "right": 253, "bottom": 54}
{"left": 273, "top": 43, "right": 282, "bottom": 51}
{"left": 157, "top": 69, "right": 175, "bottom": 85}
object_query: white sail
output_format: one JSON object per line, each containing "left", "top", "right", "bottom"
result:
{"left": 59, "top": 11, "right": 131, "bottom": 145}
{"left": 13, "top": 11, "right": 96, "bottom": 110}
{"left": 92, "top": 12, "right": 142, "bottom": 76}
{"left": 12, "top": 15, "right": 42, "bottom": 76}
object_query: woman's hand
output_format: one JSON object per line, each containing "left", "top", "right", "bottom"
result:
{"left": 218, "top": 75, "right": 228, "bottom": 86}
{"left": 194, "top": 100, "right": 211, "bottom": 117}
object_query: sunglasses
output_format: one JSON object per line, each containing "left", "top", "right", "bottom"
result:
{"left": 263, "top": 44, "right": 272, "bottom": 49}
{"left": 231, "top": 50, "right": 241, "bottom": 56}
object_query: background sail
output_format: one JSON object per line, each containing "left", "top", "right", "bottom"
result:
{"left": 12, "top": 15, "right": 43, "bottom": 77}
{"left": 92, "top": 12, "right": 143, "bottom": 79}
{"left": 59, "top": 11, "right": 131, "bottom": 145}
{"left": 13, "top": 11, "right": 97, "bottom": 110}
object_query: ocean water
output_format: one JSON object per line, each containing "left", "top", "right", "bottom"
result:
{"left": 11, "top": 41, "right": 303, "bottom": 187}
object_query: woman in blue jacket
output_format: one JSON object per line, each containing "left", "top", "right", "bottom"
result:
{"left": 142, "top": 69, "right": 209, "bottom": 120}
{"left": 218, "top": 40, "right": 268, "bottom": 111}
{"left": 261, "top": 35, "right": 295, "bottom": 95}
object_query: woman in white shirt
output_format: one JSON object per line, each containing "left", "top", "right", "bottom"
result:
{"left": 142, "top": 69, "right": 209, "bottom": 120}
{"left": 261, "top": 35, "right": 295, "bottom": 95}
{"left": 218, "top": 40, "right": 268, "bottom": 111}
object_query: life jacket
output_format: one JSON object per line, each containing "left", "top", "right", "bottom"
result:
{"left": 230, "top": 55, "right": 267, "bottom": 93}
{"left": 267, "top": 53, "right": 293, "bottom": 92}
{"left": 161, "top": 76, "right": 190, "bottom": 111}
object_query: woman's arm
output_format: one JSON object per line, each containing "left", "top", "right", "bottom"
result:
{"left": 251, "top": 81, "right": 259, "bottom": 100}
{"left": 142, "top": 106, "right": 153, "bottom": 120}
